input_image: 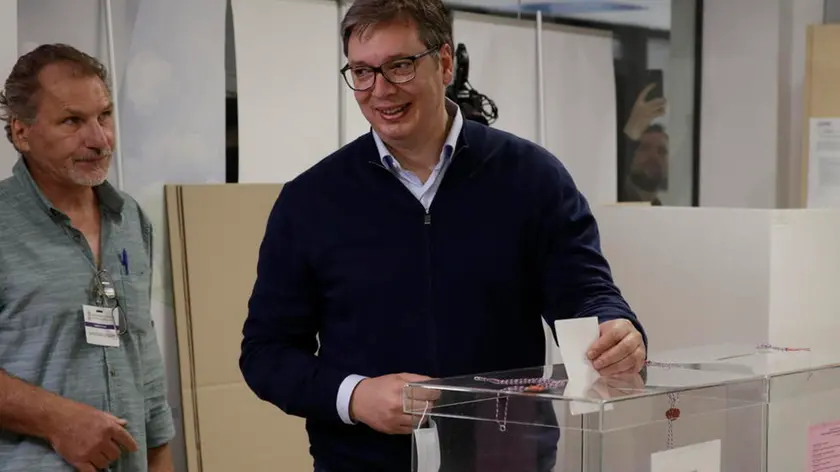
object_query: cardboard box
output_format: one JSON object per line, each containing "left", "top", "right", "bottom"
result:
{"left": 165, "top": 184, "right": 311, "bottom": 471}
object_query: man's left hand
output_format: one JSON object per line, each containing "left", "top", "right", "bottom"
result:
{"left": 586, "top": 319, "right": 645, "bottom": 375}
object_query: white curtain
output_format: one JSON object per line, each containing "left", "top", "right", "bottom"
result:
{"left": 118, "top": 0, "right": 227, "bottom": 469}
{"left": 451, "top": 11, "right": 617, "bottom": 204}
{"left": 232, "top": 0, "right": 340, "bottom": 183}
{"left": 452, "top": 12, "right": 539, "bottom": 143}
{"left": 541, "top": 23, "right": 617, "bottom": 205}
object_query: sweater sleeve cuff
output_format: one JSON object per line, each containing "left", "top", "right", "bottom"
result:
{"left": 591, "top": 309, "right": 648, "bottom": 351}
{"left": 336, "top": 374, "right": 367, "bottom": 425}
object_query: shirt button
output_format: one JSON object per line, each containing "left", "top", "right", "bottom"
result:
{"left": 110, "top": 368, "right": 117, "bottom": 376}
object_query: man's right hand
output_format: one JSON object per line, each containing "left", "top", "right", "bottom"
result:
{"left": 349, "top": 373, "right": 436, "bottom": 435}
{"left": 623, "top": 82, "right": 667, "bottom": 140}
{"left": 45, "top": 398, "right": 139, "bottom": 472}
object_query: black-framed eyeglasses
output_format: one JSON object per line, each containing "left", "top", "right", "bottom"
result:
{"left": 91, "top": 269, "right": 128, "bottom": 335}
{"left": 340, "top": 47, "right": 439, "bottom": 92}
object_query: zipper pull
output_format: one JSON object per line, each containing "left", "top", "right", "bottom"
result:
{"left": 424, "top": 213, "right": 431, "bottom": 225}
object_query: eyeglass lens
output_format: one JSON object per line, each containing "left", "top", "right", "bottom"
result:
{"left": 344, "top": 58, "right": 417, "bottom": 91}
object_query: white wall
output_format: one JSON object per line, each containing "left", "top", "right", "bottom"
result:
{"left": 0, "top": 0, "right": 17, "bottom": 179}
{"left": 700, "top": 0, "right": 824, "bottom": 208}
{"left": 699, "top": 0, "right": 781, "bottom": 208}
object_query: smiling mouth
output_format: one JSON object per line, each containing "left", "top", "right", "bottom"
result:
{"left": 377, "top": 103, "right": 411, "bottom": 120}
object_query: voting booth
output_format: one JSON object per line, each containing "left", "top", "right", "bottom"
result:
{"left": 592, "top": 205, "right": 840, "bottom": 353}
{"left": 586, "top": 205, "right": 840, "bottom": 472}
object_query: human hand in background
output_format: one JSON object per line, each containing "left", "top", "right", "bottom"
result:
{"left": 349, "top": 372, "right": 438, "bottom": 434}
{"left": 623, "top": 82, "right": 667, "bottom": 140}
{"left": 586, "top": 319, "right": 646, "bottom": 376}
{"left": 46, "top": 398, "right": 138, "bottom": 472}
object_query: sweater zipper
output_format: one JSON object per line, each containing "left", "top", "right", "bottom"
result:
{"left": 423, "top": 145, "right": 467, "bottom": 376}
{"left": 423, "top": 205, "right": 439, "bottom": 375}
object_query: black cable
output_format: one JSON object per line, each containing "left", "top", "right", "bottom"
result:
{"left": 446, "top": 43, "right": 498, "bottom": 125}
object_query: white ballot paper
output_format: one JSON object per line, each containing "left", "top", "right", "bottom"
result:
{"left": 555, "top": 317, "right": 600, "bottom": 381}
{"left": 555, "top": 317, "right": 610, "bottom": 415}
{"left": 650, "top": 439, "right": 721, "bottom": 472}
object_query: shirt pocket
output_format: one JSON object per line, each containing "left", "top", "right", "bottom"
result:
{"left": 116, "top": 268, "right": 154, "bottom": 336}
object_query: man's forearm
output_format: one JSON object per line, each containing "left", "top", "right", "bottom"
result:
{"left": 0, "top": 369, "right": 59, "bottom": 441}
{"left": 148, "top": 443, "right": 174, "bottom": 472}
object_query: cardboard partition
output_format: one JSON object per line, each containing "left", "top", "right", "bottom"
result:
{"left": 165, "top": 183, "right": 311, "bottom": 472}
{"left": 802, "top": 24, "right": 840, "bottom": 206}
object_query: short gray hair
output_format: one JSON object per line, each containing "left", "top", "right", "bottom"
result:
{"left": 340, "top": 0, "right": 453, "bottom": 57}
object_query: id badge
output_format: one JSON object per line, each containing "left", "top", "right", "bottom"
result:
{"left": 82, "top": 305, "right": 120, "bottom": 347}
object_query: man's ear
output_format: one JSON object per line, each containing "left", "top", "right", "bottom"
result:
{"left": 10, "top": 118, "right": 31, "bottom": 153}
{"left": 439, "top": 43, "right": 454, "bottom": 85}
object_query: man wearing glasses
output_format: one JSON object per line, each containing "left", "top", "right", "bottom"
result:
{"left": 240, "top": 0, "right": 647, "bottom": 470}
{"left": 0, "top": 45, "right": 174, "bottom": 471}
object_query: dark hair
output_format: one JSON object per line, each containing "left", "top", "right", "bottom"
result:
{"left": 0, "top": 43, "right": 109, "bottom": 146}
{"left": 340, "top": 0, "right": 453, "bottom": 57}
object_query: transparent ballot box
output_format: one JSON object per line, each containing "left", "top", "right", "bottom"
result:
{"left": 405, "top": 363, "right": 767, "bottom": 472}
{"left": 655, "top": 344, "right": 840, "bottom": 472}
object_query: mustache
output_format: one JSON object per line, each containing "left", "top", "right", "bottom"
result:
{"left": 73, "top": 149, "right": 113, "bottom": 162}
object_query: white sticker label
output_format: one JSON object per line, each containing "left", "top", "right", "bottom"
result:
{"left": 82, "top": 305, "right": 120, "bottom": 348}
{"left": 414, "top": 419, "right": 441, "bottom": 472}
{"left": 650, "top": 439, "right": 721, "bottom": 472}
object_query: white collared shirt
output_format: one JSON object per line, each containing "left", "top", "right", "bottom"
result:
{"left": 371, "top": 99, "right": 465, "bottom": 211}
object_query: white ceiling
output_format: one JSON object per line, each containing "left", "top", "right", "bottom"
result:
{"left": 447, "top": 0, "right": 672, "bottom": 31}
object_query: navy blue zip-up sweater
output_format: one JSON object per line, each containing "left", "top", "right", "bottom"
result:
{"left": 240, "top": 120, "right": 646, "bottom": 471}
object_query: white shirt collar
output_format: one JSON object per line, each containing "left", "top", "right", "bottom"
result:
{"left": 372, "top": 98, "right": 464, "bottom": 170}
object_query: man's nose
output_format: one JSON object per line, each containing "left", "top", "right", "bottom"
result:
{"left": 371, "top": 72, "right": 397, "bottom": 97}
{"left": 83, "top": 121, "right": 111, "bottom": 149}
